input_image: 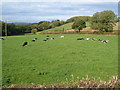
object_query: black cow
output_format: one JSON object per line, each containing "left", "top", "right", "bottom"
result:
{"left": 43, "top": 39, "right": 47, "bottom": 41}
{"left": 35, "top": 38, "right": 37, "bottom": 40}
{"left": 77, "top": 38, "right": 84, "bottom": 40}
{"left": 46, "top": 37, "right": 49, "bottom": 40}
{"left": 0, "top": 38, "right": 5, "bottom": 40}
{"left": 32, "top": 39, "right": 35, "bottom": 42}
{"left": 22, "top": 42, "right": 28, "bottom": 47}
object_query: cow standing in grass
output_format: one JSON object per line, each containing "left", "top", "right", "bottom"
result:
{"left": 0, "top": 38, "right": 5, "bottom": 40}
{"left": 32, "top": 39, "right": 36, "bottom": 42}
{"left": 86, "top": 38, "right": 90, "bottom": 40}
{"left": 101, "top": 40, "right": 109, "bottom": 43}
{"left": 92, "top": 38, "right": 97, "bottom": 41}
{"left": 60, "top": 36, "right": 64, "bottom": 38}
{"left": 46, "top": 37, "right": 49, "bottom": 40}
{"left": 22, "top": 42, "right": 28, "bottom": 47}
{"left": 35, "top": 38, "right": 37, "bottom": 40}
{"left": 77, "top": 38, "right": 84, "bottom": 40}
{"left": 43, "top": 39, "right": 47, "bottom": 42}
{"left": 51, "top": 38, "right": 55, "bottom": 40}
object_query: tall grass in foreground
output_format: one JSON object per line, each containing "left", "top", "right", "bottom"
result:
{"left": 7, "top": 75, "right": 119, "bottom": 88}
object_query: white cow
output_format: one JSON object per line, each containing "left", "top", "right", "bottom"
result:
{"left": 60, "top": 36, "right": 64, "bottom": 38}
{"left": 86, "top": 38, "right": 90, "bottom": 40}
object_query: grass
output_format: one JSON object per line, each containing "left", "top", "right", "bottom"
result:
{"left": 2, "top": 34, "right": 118, "bottom": 87}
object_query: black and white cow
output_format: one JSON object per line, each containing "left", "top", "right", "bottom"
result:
{"left": 22, "top": 42, "right": 28, "bottom": 47}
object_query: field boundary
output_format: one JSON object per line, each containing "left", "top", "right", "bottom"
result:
{"left": 39, "top": 33, "right": 120, "bottom": 36}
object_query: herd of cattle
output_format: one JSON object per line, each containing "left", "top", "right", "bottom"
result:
{"left": 76, "top": 37, "right": 109, "bottom": 43}
{"left": 22, "top": 35, "right": 65, "bottom": 47}
{"left": 22, "top": 35, "right": 109, "bottom": 47}
{"left": 0, "top": 36, "right": 109, "bottom": 47}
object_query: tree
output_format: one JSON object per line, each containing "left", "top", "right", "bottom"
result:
{"left": 72, "top": 20, "right": 86, "bottom": 32}
{"left": 66, "top": 16, "right": 91, "bottom": 23}
{"left": 15, "top": 25, "right": 28, "bottom": 34}
{"left": 31, "top": 29, "right": 37, "bottom": 34}
{"left": 1, "top": 21, "right": 30, "bottom": 36}
{"left": 91, "top": 10, "right": 116, "bottom": 32}
{"left": 52, "top": 20, "right": 61, "bottom": 26}
{"left": 37, "top": 21, "right": 50, "bottom": 31}
{"left": 0, "top": 21, "right": 5, "bottom": 36}
{"left": 7, "top": 23, "right": 16, "bottom": 35}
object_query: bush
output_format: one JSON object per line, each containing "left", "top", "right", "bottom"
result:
{"left": 31, "top": 29, "right": 37, "bottom": 34}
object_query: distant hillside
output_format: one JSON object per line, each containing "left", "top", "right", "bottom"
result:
{"left": 39, "top": 22, "right": 118, "bottom": 34}
{"left": 40, "top": 22, "right": 91, "bottom": 33}
{"left": 41, "top": 23, "right": 73, "bottom": 32}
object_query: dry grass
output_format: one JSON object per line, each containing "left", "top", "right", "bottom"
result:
{"left": 7, "top": 76, "right": 120, "bottom": 88}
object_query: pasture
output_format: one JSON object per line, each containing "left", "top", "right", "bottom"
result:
{"left": 2, "top": 34, "right": 118, "bottom": 87}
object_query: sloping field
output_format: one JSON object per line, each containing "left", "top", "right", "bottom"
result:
{"left": 40, "top": 23, "right": 73, "bottom": 33}
{"left": 2, "top": 34, "right": 118, "bottom": 87}
{"left": 40, "top": 22, "right": 118, "bottom": 33}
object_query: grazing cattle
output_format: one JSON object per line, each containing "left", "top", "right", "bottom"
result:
{"left": 106, "top": 40, "right": 109, "bottom": 43}
{"left": 51, "top": 38, "right": 54, "bottom": 40}
{"left": 43, "top": 39, "right": 47, "bottom": 41}
{"left": 46, "top": 37, "right": 49, "bottom": 40}
{"left": 0, "top": 38, "right": 5, "bottom": 40}
{"left": 92, "top": 38, "right": 97, "bottom": 41}
{"left": 102, "top": 40, "right": 109, "bottom": 43}
{"left": 22, "top": 42, "right": 28, "bottom": 47}
{"left": 77, "top": 38, "right": 84, "bottom": 40}
{"left": 60, "top": 36, "right": 64, "bottom": 38}
{"left": 86, "top": 38, "right": 90, "bottom": 40}
{"left": 35, "top": 38, "right": 37, "bottom": 40}
{"left": 32, "top": 39, "right": 35, "bottom": 42}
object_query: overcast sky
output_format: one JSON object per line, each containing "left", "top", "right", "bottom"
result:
{"left": 1, "top": 0, "right": 119, "bottom": 23}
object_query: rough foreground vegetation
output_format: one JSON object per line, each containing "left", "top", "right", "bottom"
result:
{"left": 2, "top": 34, "right": 118, "bottom": 88}
{"left": 7, "top": 76, "right": 119, "bottom": 88}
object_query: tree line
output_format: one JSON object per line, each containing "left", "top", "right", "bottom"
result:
{"left": 72, "top": 10, "right": 118, "bottom": 33}
{"left": 1, "top": 10, "right": 118, "bottom": 36}
{"left": 1, "top": 20, "right": 66, "bottom": 36}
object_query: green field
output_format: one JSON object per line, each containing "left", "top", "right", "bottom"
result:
{"left": 2, "top": 34, "right": 118, "bottom": 87}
